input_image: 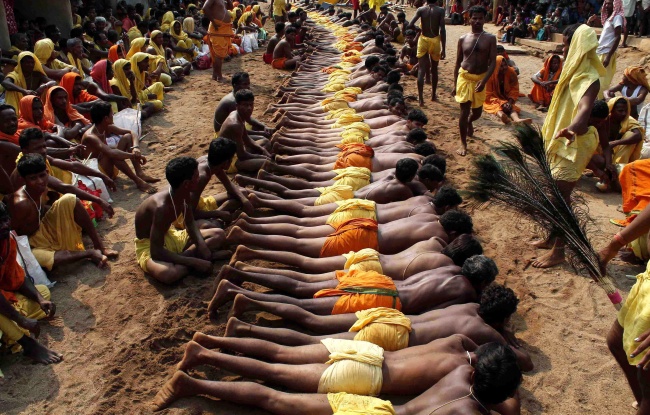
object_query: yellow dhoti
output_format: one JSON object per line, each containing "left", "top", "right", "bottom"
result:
{"left": 327, "top": 199, "right": 377, "bottom": 227}
{"left": 315, "top": 184, "right": 355, "bottom": 206}
{"left": 134, "top": 227, "right": 190, "bottom": 273}
{"left": 227, "top": 153, "right": 239, "bottom": 174}
{"left": 0, "top": 285, "right": 50, "bottom": 344}
{"left": 327, "top": 392, "right": 396, "bottom": 415}
{"left": 416, "top": 34, "right": 441, "bottom": 61}
{"left": 630, "top": 233, "right": 650, "bottom": 261}
{"left": 138, "top": 81, "right": 165, "bottom": 110}
{"left": 455, "top": 68, "right": 487, "bottom": 109}
{"left": 350, "top": 307, "right": 412, "bottom": 351}
{"left": 343, "top": 248, "right": 383, "bottom": 273}
{"left": 612, "top": 136, "right": 644, "bottom": 165}
{"left": 340, "top": 122, "right": 371, "bottom": 144}
{"left": 618, "top": 261, "right": 650, "bottom": 365}
{"left": 173, "top": 195, "right": 219, "bottom": 229}
{"left": 29, "top": 193, "right": 84, "bottom": 271}
{"left": 546, "top": 126, "right": 599, "bottom": 182}
{"left": 318, "top": 338, "right": 384, "bottom": 396}
{"left": 332, "top": 167, "right": 371, "bottom": 191}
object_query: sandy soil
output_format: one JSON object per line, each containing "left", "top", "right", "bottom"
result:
{"left": 1, "top": 12, "right": 649, "bottom": 415}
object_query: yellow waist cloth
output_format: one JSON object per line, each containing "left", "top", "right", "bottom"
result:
{"left": 612, "top": 131, "right": 643, "bottom": 165}
{"left": 547, "top": 125, "right": 599, "bottom": 182}
{"left": 333, "top": 167, "right": 371, "bottom": 191}
{"left": 227, "top": 153, "right": 239, "bottom": 174}
{"left": 629, "top": 233, "right": 650, "bottom": 261}
{"left": 49, "top": 164, "right": 74, "bottom": 185}
{"left": 416, "top": 34, "right": 441, "bottom": 60}
{"left": 134, "top": 227, "right": 190, "bottom": 273}
{"left": 340, "top": 122, "right": 371, "bottom": 144}
{"left": 342, "top": 247, "right": 383, "bottom": 273}
{"left": 318, "top": 338, "right": 384, "bottom": 396}
{"left": 326, "top": 107, "right": 358, "bottom": 120}
{"left": 455, "top": 68, "right": 487, "bottom": 109}
{"left": 350, "top": 307, "right": 412, "bottom": 351}
{"left": 327, "top": 392, "right": 396, "bottom": 415}
{"left": 0, "top": 285, "right": 50, "bottom": 351}
{"left": 327, "top": 199, "right": 377, "bottom": 227}
{"left": 323, "top": 82, "right": 347, "bottom": 93}
{"left": 29, "top": 193, "right": 84, "bottom": 271}
{"left": 618, "top": 260, "right": 650, "bottom": 365}
{"left": 173, "top": 195, "right": 219, "bottom": 229}
{"left": 315, "top": 184, "right": 355, "bottom": 206}
{"left": 332, "top": 114, "right": 365, "bottom": 128}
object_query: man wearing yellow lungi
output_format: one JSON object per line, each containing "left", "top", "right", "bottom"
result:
{"left": 409, "top": 0, "right": 446, "bottom": 104}
{"left": 596, "top": 0, "right": 624, "bottom": 98}
{"left": 6, "top": 154, "right": 118, "bottom": 270}
{"left": 533, "top": 24, "right": 605, "bottom": 269}
{"left": 153, "top": 332, "right": 523, "bottom": 413}
{"left": 452, "top": 6, "right": 496, "bottom": 157}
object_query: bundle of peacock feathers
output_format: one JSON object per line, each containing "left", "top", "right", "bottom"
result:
{"left": 466, "top": 123, "right": 622, "bottom": 309}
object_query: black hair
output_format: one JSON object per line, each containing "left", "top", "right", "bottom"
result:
{"left": 70, "top": 27, "right": 84, "bottom": 39}
{"left": 406, "top": 128, "right": 427, "bottom": 144}
{"left": 468, "top": 5, "right": 488, "bottom": 17}
{"left": 18, "top": 128, "right": 44, "bottom": 149}
{"left": 386, "top": 69, "right": 401, "bottom": 84}
{"left": 397, "top": 12, "right": 406, "bottom": 18}
{"left": 208, "top": 138, "right": 238, "bottom": 166}
{"left": 106, "top": 29, "right": 119, "bottom": 43}
{"left": 388, "top": 97, "right": 404, "bottom": 108}
{"left": 44, "top": 24, "right": 60, "bottom": 39}
{"left": 162, "top": 32, "right": 172, "bottom": 39}
{"left": 275, "top": 22, "right": 286, "bottom": 33}
{"left": 461, "top": 254, "right": 498, "bottom": 286}
{"left": 384, "top": 48, "right": 397, "bottom": 57}
{"left": 10, "top": 33, "right": 26, "bottom": 46}
{"left": 232, "top": 71, "right": 250, "bottom": 87}
{"left": 375, "top": 34, "right": 385, "bottom": 46}
{"left": 17, "top": 153, "right": 47, "bottom": 177}
{"left": 591, "top": 99, "right": 609, "bottom": 119}
{"left": 0, "top": 104, "right": 15, "bottom": 116}
{"left": 439, "top": 210, "right": 473, "bottom": 235}
{"left": 165, "top": 156, "right": 198, "bottom": 189}
{"left": 414, "top": 142, "right": 437, "bottom": 157}
{"left": 90, "top": 101, "right": 113, "bottom": 124}
{"left": 407, "top": 109, "right": 428, "bottom": 125}
{"left": 442, "top": 234, "right": 483, "bottom": 266}
{"left": 404, "top": 29, "right": 415, "bottom": 37}
{"left": 562, "top": 23, "right": 581, "bottom": 45}
{"left": 288, "top": 11, "right": 298, "bottom": 19}
{"left": 417, "top": 164, "right": 443, "bottom": 182}
{"left": 148, "top": 20, "right": 159, "bottom": 31}
{"left": 473, "top": 343, "right": 522, "bottom": 404}
{"left": 364, "top": 55, "right": 380, "bottom": 69}
{"left": 478, "top": 284, "right": 519, "bottom": 325}
{"left": 0, "top": 200, "right": 8, "bottom": 221}
{"left": 235, "top": 89, "right": 255, "bottom": 103}
{"left": 432, "top": 185, "right": 462, "bottom": 208}
{"left": 395, "top": 158, "right": 419, "bottom": 182}
{"left": 387, "top": 83, "right": 403, "bottom": 93}
{"left": 285, "top": 26, "right": 297, "bottom": 35}
{"left": 422, "top": 154, "right": 446, "bottom": 175}
{"left": 427, "top": 0, "right": 438, "bottom": 4}
{"left": 201, "top": 16, "right": 211, "bottom": 28}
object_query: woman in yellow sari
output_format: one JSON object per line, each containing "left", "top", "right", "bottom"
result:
{"left": 182, "top": 17, "right": 203, "bottom": 49}
{"left": 1, "top": 52, "right": 55, "bottom": 115}
{"left": 170, "top": 20, "right": 198, "bottom": 61}
{"left": 160, "top": 11, "right": 176, "bottom": 32}
{"left": 109, "top": 58, "right": 161, "bottom": 119}
{"left": 127, "top": 37, "right": 173, "bottom": 87}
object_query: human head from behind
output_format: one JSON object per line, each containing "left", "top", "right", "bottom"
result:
{"left": 432, "top": 185, "right": 462, "bottom": 213}
{"left": 407, "top": 109, "right": 428, "bottom": 129}
{"left": 208, "top": 138, "right": 238, "bottom": 170}
{"left": 235, "top": 89, "right": 255, "bottom": 122}
{"left": 19, "top": 128, "right": 48, "bottom": 157}
{"left": 415, "top": 142, "right": 437, "bottom": 157}
{"left": 473, "top": 343, "right": 522, "bottom": 405}
{"left": 422, "top": 154, "right": 446, "bottom": 175}
{"left": 395, "top": 158, "right": 419, "bottom": 183}
{"left": 0, "top": 105, "right": 18, "bottom": 136}
{"left": 417, "top": 164, "right": 443, "bottom": 191}
{"left": 461, "top": 254, "right": 498, "bottom": 292}
{"left": 589, "top": 99, "right": 610, "bottom": 129}
{"left": 364, "top": 55, "right": 380, "bottom": 71}
{"left": 561, "top": 23, "right": 581, "bottom": 59}
{"left": 275, "top": 22, "right": 286, "bottom": 37}
{"left": 388, "top": 98, "right": 406, "bottom": 116}
{"left": 478, "top": 284, "right": 519, "bottom": 331}
{"left": 439, "top": 210, "right": 473, "bottom": 240}
{"left": 90, "top": 101, "right": 114, "bottom": 126}
{"left": 44, "top": 25, "right": 62, "bottom": 43}
{"left": 17, "top": 153, "right": 49, "bottom": 198}
{"left": 375, "top": 34, "right": 384, "bottom": 47}
{"left": 232, "top": 72, "right": 251, "bottom": 92}
{"left": 406, "top": 128, "right": 427, "bottom": 145}
{"left": 442, "top": 234, "right": 484, "bottom": 266}
{"left": 166, "top": 156, "right": 199, "bottom": 191}
{"left": 386, "top": 69, "right": 401, "bottom": 85}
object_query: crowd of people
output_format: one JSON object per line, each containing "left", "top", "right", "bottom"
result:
{"left": 3, "top": 0, "right": 650, "bottom": 414}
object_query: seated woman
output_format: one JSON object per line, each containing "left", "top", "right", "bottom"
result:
{"left": 1, "top": 52, "right": 56, "bottom": 116}
{"left": 89, "top": 60, "right": 133, "bottom": 112}
{"left": 110, "top": 57, "right": 164, "bottom": 119}
{"left": 236, "top": 11, "right": 261, "bottom": 50}
{"left": 33, "top": 39, "right": 78, "bottom": 81}
{"left": 251, "top": 5, "right": 268, "bottom": 40}
{"left": 18, "top": 96, "right": 76, "bottom": 149}
{"left": 604, "top": 66, "right": 650, "bottom": 119}
{"left": 146, "top": 30, "right": 187, "bottom": 82}
{"left": 528, "top": 54, "right": 562, "bottom": 111}
{"left": 43, "top": 86, "right": 91, "bottom": 142}
{"left": 181, "top": 17, "right": 204, "bottom": 49}
{"left": 126, "top": 37, "right": 173, "bottom": 87}
{"left": 170, "top": 21, "right": 199, "bottom": 62}
{"left": 483, "top": 56, "right": 531, "bottom": 125}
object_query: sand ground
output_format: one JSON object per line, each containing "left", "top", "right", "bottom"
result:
{"left": 1, "top": 13, "right": 649, "bottom": 415}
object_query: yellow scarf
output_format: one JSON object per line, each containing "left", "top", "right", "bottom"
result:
{"left": 171, "top": 21, "right": 189, "bottom": 42}
{"left": 148, "top": 30, "right": 170, "bottom": 71}
{"left": 127, "top": 27, "right": 143, "bottom": 43}
{"left": 161, "top": 11, "right": 175, "bottom": 32}
{"left": 129, "top": 52, "right": 150, "bottom": 93}
{"left": 109, "top": 58, "right": 133, "bottom": 100}
{"left": 5, "top": 52, "right": 47, "bottom": 114}
{"left": 67, "top": 52, "right": 85, "bottom": 74}
{"left": 182, "top": 17, "right": 195, "bottom": 33}
{"left": 127, "top": 37, "right": 147, "bottom": 59}
{"left": 238, "top": 11, "right": 253, "bottom": 27}
{"left": 608, "top": 97, "right": 643, "bottom": 136}
{"left": 34, "top": 39, "right": 56, "bottom": 65}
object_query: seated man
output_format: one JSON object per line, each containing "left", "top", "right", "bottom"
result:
{"left": 133, "top": 157, "right": 228, "bottom": 284}
{"left": 0, "top": 202, "right": 63, "bottom": 364}
{"left": 81, "top": 102, "right": 159, "bottom": 194}
{"left": 483, "top": 56, "right": 530, "bottom": 125}
{"left": 272, "top": 26, "right": 303, "bottom": 70}
{"left": 263, "top": 23, "right": 285, "bottom": 64}
{"left": 2, "top": 53, "right": 56, "bottom": 115}
{"left": 154, "top": 335, "right": 522, "bottom": 413}
{"left": 6, "top": 154, "right": 118, "bottom": 270}
{"left": 217, "top": 89, "right": 271, "bottom": 174}
{"left": 222, "top": 284, "right": 533, "bottom": 370}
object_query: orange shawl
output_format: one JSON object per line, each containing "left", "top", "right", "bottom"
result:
{"left": 108, "top": 44, "right": 121, "bottom": 63}
{"left": 0, "top": 237, "right": 26, "bottom": 303}
{"left": 528, "top": 55, "right": 562, "bottom": 107}
{"left": 314, "top": 269, "right": 402, "bottom": 314}
{"left": 334, "top": 143, "right": 375, "bottom": 170}
{"left": 17, "top": 96, "right": 55, "bottom": 132}
{"left": 483, "top": 55, "right": 521, "bottom": 114}
{"left": 43, "top": 86, "right": 90, "bottom": 127}
{"left": 320, "top": 218, "right": 379, "bottom": 257}
{"left": 60, "top": 72, "right": 98, "bottom": 105}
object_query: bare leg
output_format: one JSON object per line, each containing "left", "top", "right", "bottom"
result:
{"left": 17, "top": 335, "right": 64, "bottom": 364}
{"left": 228, "top": 245, "right": 345, "bottom": 272}
{"left": 430, "top": 59, "right": 439, "bottom": 101}
{"left": 248, "top": 193, "right": 334, "bottom": 216}
{"left": 234, "top": 262, "right": 337, "bottom": 282}
{"left": 226, "top": 226, "right": 326, "bottom": 257}
{"left": 223, "top": 317, "right": 348, "bottom": 345}
{"left": 219, "top": 264, "right": 335, "bottom": 297}
{"left": 457, "top": 101, "right": 471, "bottom": 156}
{"left": 236, "top": 221, "right": 334, "bottom": 238}
{"left": 607, "top": 320, "right": 643, "bottom": 403}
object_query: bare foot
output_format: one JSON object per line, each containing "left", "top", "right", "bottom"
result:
{"left": 247, "top": 193, "right": 262, "bottom": 208}
{"left": 176, "top": 340, "right": 205, "bottom": 372}
{"left": 88, "top": 250, "right": 108, "bottom": 268}
{"left": 226, "top": 226, "right": 244, "bottom": 244}
{"left": 21, "top": 336, "right": 63, "bottom": 364}
{"left": 228, "top": 245, "right": 257, "bottom": 266}
{"left": 139, "top": 173, "right": 161, "bottom": 183}
{"left": 419, "top": 98, "right": 425, "bottom": 106}
{"left": 216, "top": 264, "right": 237, "bottom": 285}
{"left": 102, "top": 248, "right": 119, "bottom": 259}
{"left": 261, "top": 159, "right": 275, "bottom": 172}
{"left": 431, "top": 94, "right": 438, "bottom": 102}
{"left": 234, "top": 174, "right": 255, "bottom": 188}
{"left": 530, "top": 238, "right": 554, "bottom": 249}
{"left": 531, "top": 248, "right": 565, "bottom": 268}
{"left": 236, "top": 211, "right": 250, "bottom": 223}
{"left": 225, "top": 317, "right": 247, "bottom": 337}
{"left": 257, "top": 169, "right": 270, "bottom": 180}
{"left": 137, "top": 181, "right": 157, "bottom": 194}
{"left": 152, "top": 371, "right": 196, "bottom": 411}
{"left": 207, "top": 280, "right": 239, "bottom": 317}
{"left": 229, "top": 293, "right": 252, "bottom": 319}
{"left": 456, "top": 146, "right": 467, "bottom": 157}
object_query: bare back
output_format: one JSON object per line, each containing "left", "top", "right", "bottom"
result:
{"left": 418, "top": 4, "right": 445, "bottom": 38}
{"left": 354, "top": 178, "right": 413, "bottom": 204}
{"left": 273, "top": 39, "right": 293, "bottom": 60}
{"left": 213, "top": 92, "right": 236, "bottom": 131}
{"left": 134, "top": 191, "right": 175, "bottom": 240}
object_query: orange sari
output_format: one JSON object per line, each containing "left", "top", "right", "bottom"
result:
{"left": 320, "top": 218, "right": 379, "bottom": 257}
{"left": 613, "top": 159, "right": 650, "bottom": 226}
{"left": 17, "top": 96, "right": 55, "bottom": 132}
{"left": 43, "top": 86, "right": 90, "bottom": 127}
{"left": 483, "top": 55, "right": 521, "bottom": 114}
{"left": 528, "top": 55, "right": 563, "bottom": 107}
{"left": 334, "top": 143, "right": 374, "bottom": 170}
{"left": 0, "top": 237, "right": 26, "bottom": 303}
{"left": 60, "top": 72, "right": 98, "bottom": 105}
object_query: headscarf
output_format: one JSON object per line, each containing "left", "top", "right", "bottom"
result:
{"left": 252, "top": 5, "right": 261, "bottom": 16}
{"left": 245, "top": 5, "right": 252, "bottom": 11}
{"left": 483, "top": 55, "right": 520, "bottom": 113}
{"left": 127, "top": 37, "right": 147, "bottom": 59}
{"left": 238, "top": 11, "right": 253, "bottom": 27}
{"left": 182, "top": 17, "right": 195, "bottom": 33}
{"left": 127, "top": 26, "right": 143, "bottom": 42}
{"left": 5, "top": 52, "right": 47, "bottom": 114}
{"left": 161, "top": 11, "right": 175, "bottom": 32}
{"left": 109, "top": 59, "right": 133, "bottom": 100}
{"left": 60, "top": 72, "right": 97, "bottom": 105}
{"left": 148, "top": 30, "right": 170, "bottom": 71}
{"left": 108, "top": 44, "right": 120, "bottom": 62}
{"left": 539, "top": 54, "right": 563, "bottom": 82}
{"left": 542, "top": 25, "right": 605, "bottom": 145}
{"left": 18, "top": 96, "right": 55, "bottom": 131}
{"left": 34, "top": 39, "right": 56, "bottom": 65}
{"left": 129, "top": 52, "right": 150, "bottom": 92}
{"left": 171, "top": 20, "right": 189, "bottom": 41}
{"left": 90, "top": 60, "right": 111, "bottom": 93}
{"left": 608, "top": 97, "right": 643, "bottom": 135}
{"left": 622, "top": 65, "right": 650, "bottom": 91}
{"left": 43, "top": 86, "right": 89, "bottom": 126}
{"left": 602, "top": 0, "right": 626, "bottom": 31}
{"left": 187, "top": 3, "right": 197, "bottom": 14}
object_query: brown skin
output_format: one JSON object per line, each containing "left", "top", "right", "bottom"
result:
{"left": 452, "top": 11, "right": 497, "bottom": 156}
{"left": 202, "top": 0, "right": 233, "bottom": 82}
{"left": 49, "top": 88, "right": 91, "bottom": 141}
{"left": 265, "top": 30, "right": 285, "bottom": 55}
{"left": 212, "top": 78, "right": 272, "bottom": 136}
{"left": 1, "top": 56, "right": 55, "bottom": 97}
{"left": 0, "top": 108, "right": 21, "bottom": 181}
{"left": 272, "top": 33, "right": 302, "bottom": 70}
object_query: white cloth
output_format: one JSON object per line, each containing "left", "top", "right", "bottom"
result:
{"left": 639, "top": 104, "right": 650, "bottom": 159}
{"left": 622, "top": 85, "right": 645, "bottom": 114}
{"left": 597, "top": 15, "right": 624, "bottom": 55}
{"left": 623, "top": 0, "right": 636, "bottom": 16}
{"left": 73, "top": 158, "right": 113, "bottom": 203}
{"left": 13, "top": 233, "right": 55, "bottom": 288}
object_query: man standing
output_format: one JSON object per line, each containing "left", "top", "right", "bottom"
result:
{"left": 203, "top": 0, "right": 235, "bottom": 83}
{"left": 597, "top": 0, "right": 624, "bottom": 98}
{"left": 452, "top": 6, "right": 496, "bottom": 156}
{"left": 409, "top": 0, "right": 446, "bottom": 105}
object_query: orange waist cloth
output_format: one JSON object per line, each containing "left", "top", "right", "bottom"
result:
{"left": 263, "top": 53, "right": 273, "bottom": 64}
{"left": 272, "top": 57, "right": 287, "bottom": 69}
{"left": 616, "top": 160, "right": 650, "bottom": 226}
{"left": 0, "top": 237, "right": 26, "bottom": 303}
{"left": 314, "top": 269, "right": 401, "bottom": 314}
{"left": 320, "top": 218, "right": 379, "bottom": 257}
{"left": 208, "top": 21, "right": 234, "bottom": 59}
{"left": 334, "top": 143, "right": 374, "bottom": 170}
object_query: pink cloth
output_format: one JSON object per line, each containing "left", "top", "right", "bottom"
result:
{"left": 90, "top": 59, "right": 111, "bottom": 93}
{"left": 122, "top": 17, "right": 135, "bottom": 32}
{"left": 602, "top": 0, "right": 626, "bottom": 30}
{"left": 3, "top": 0, "right": 17, "bottom": 34}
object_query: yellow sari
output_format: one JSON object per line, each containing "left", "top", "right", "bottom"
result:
{"left": 5, "top": 52, "right": 47, "bottom": 115}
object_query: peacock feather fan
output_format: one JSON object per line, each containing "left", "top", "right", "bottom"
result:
{"left": 465, "top": 123, "right": 622, "bottom": 309}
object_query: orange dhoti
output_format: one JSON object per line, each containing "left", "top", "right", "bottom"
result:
{"left": 208, "top": 21, "right": 234, "bottom": 59}
{"left": 613, "top": 159, "right": 650, "bottom": 227}
{"left": 272, "top": 58, "right": 288, "bottom": 69}
{"left": 334, "top": 143, "right": 374, "bottom": 170}
{"left": 320, "top": 218, "right": 379, "bottom": 257}
{"left": 263, "top": 53, "right": 273, "bottom": 64}
{"left": 528, "top": 83, "right": 554, "bottom": 107}
{"left": 314, "top": 269, "right": 402, "bottom": 314}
